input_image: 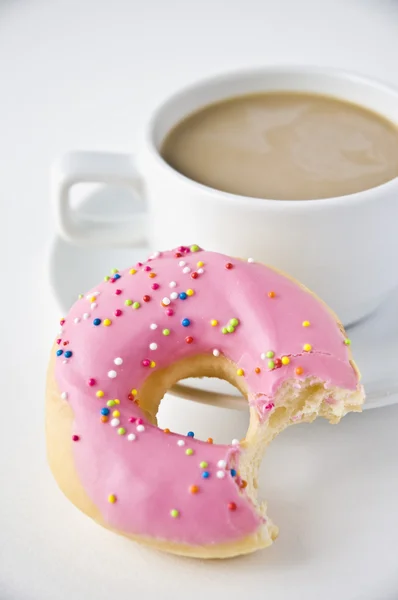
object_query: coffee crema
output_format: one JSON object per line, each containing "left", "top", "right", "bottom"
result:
{"left": 161, "top": 92, "right": 398, "bottom": 200}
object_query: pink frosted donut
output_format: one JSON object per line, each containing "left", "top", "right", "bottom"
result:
{"left": 46, "top": 246, "right": 364, "bottom": 558}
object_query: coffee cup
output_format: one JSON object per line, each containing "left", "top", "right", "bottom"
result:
{"left": 51, "top": 66, "right": 398, "bottom": 325}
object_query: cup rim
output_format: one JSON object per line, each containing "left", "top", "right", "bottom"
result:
{"left": 146, "top": 65, "right": 398, "bottom": 208}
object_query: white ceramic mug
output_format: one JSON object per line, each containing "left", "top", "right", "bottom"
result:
{"left": 52, "top": 66, "right": 398, "bottom": 326}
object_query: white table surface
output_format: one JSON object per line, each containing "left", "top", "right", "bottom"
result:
{"left": 1, "top": 1, "right": 398, "bottom": 598}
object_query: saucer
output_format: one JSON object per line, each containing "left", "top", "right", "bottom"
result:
{"left": 47, "top": 187, "right": 398, "bottom": 411}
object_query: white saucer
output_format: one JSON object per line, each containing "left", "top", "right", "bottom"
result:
{"left": 48, "top": 187, "right": 398, "bottom": 411}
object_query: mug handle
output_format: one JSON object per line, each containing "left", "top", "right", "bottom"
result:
{"left": 51, "top": 151, "right": 148, "bottom": 246}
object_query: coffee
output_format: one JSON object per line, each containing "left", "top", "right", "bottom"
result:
{"left": 161, "top": 92, "right": 398, "bottom": 200}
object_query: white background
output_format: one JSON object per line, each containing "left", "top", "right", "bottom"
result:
{"left": 1, "top": 1, "right": 398, "bottom": 598}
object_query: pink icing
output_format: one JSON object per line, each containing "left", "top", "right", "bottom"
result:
{"left": 54, "top": 247, "right": 359, "bottom": 546}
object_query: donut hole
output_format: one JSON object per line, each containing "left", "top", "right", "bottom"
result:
{"left": 137, "top": 353, "right": 250, "bottom": 443}
{"left": 157, "top": 382, "right": 249, "bottom": 443}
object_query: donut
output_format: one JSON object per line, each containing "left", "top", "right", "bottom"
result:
{"left": 46, "top": 246, "right": 364, "bottom": 558}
